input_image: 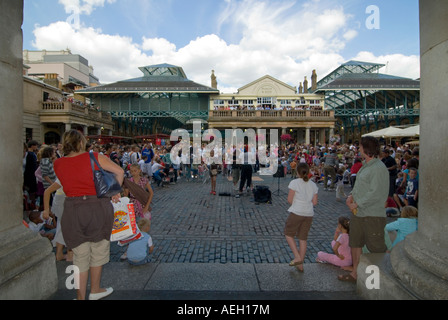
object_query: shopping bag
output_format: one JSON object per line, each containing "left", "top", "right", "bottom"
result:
{"left": 111, "top": 197, "right": 139, "bottom": 242}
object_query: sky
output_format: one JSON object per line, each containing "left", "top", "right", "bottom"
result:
{"left": 23, "top": 0, "right": 420, "bottom": 93}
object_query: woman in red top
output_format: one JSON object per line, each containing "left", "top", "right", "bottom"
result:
{"left": 53, "top": 130, "right": 124, "bottom": 300}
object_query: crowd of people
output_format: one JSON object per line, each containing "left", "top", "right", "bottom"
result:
{"left": 21, "top": 132, "right": 420, "bottom": 296}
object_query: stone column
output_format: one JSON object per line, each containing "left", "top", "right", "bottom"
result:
{"left": 389, "top": 0, "right": 448, "bottom": 300}
{"left": 305, "top": 127, "right": 311, "bottom": 145}
{"left": 319, "top": 129, "right": 326, "bottom": 145}
{"left": 0, "top": 0, "right": 57, "bottom": 299}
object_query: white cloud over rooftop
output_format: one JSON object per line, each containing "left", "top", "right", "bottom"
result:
{"left": 31, "top": 0, "right": 420, "bottom": 93}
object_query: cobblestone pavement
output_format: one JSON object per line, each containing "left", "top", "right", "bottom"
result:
{"left": 110, "top": 172, "right": 354, "bottom": 264}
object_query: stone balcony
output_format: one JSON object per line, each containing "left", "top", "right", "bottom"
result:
{"left": 208, "top": 109, "right": 335, "bottom": 128}
{"left": 40, "top": 101, "right": 113, "bottom": 122}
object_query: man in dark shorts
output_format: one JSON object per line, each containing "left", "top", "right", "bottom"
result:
{"left": 342, "top": 136, "right": 389, "bottom": 282}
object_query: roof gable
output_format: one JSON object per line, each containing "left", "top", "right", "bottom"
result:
{"left": 238, "top": 75, "right": 297, "bottom": 96}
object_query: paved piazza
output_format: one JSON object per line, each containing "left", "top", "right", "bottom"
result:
{"left": 110, "top": 173, "right": 352, "bottom": 264}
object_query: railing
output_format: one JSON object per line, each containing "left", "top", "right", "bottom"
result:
{"left": 209, "top": 109, "right": 334, "bottom": 121}
{"left": 41, "top": 101, "right": 112, "bottom": 121}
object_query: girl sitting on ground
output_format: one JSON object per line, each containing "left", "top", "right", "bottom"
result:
{"left": 316, "top": 216, "right": 352, "bottom": 268}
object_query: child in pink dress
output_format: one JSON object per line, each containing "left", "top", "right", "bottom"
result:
{"left": 317, "top": 216, "right": 352, "bottom": 268}
{"left": 124, "top": 164, "right": 153, "bottom": 221}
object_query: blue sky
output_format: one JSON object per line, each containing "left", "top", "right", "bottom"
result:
{"left": 23, "top": 0, "right": 420, "bottom": 92}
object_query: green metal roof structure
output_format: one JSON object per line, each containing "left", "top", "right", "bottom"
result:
{"left": 76, "top": 64, "right": 219, "bottom": 133}
{"left": 312, "top": 60, "right": 420, "bottom": 133}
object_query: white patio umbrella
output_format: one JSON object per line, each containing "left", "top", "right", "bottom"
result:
{"left": 362, "top": 126, "right": 404, "bottom": 138}
{"left": 395, "top": 125, "right": 420, "bottom": 137}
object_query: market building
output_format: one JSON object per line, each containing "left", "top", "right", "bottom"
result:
{"left": 76, "top": 64, "right": 219, "bottom": 140}
{"left": 313, "top": 61, "right": 420, "bottom": 143}
{"left": 208, "top": 70, "right": 335, "bottom": 145}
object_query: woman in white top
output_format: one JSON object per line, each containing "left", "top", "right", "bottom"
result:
{"left": 284, "top": 162, "right": 318, "bottom": 272}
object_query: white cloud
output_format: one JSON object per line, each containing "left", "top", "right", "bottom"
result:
{"left": 352, "top": 51, "right": 420, "bottom": 80}
{"left": 32, "top": 21, "right": 148, "bottom": 81}
{"left": 31, "top": 0, "right": 420, "bottom": 93}
{"left": 59, "top": 0, "right": 116, "bottom": 15}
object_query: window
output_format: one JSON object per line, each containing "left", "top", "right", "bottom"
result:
{"left": 280, "top": 100, "right": 291, "bottom": 107}
{"left": 214, "top": 100, "right": 225, "bottom": 108}
{"left": 257, "top": 97, "right": 274, "bottom": 104}
{"left": 228, "top": 99, "right": 239, "bottom": 106}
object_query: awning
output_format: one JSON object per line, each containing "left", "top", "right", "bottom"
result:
{"left": 362, "top": 126, "right": 404, "bottom": 138}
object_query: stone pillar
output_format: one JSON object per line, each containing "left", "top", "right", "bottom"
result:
{"left": 389, "top": 0, "right": 448, "bottom": 300}
{"left": 305, "top": 127, "right": 311, "bottom": 145}
{"left": 319, "top": 129, "right": 326, "bottom": 145}
{"left": 0, "top": 0, "right": 57, "bottom": 299}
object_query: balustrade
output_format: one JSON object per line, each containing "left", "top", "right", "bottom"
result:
{"left": 40, "top": 101, "right": 113, "bottom": 124}
{"left": 209, "top": 109, "right": 334, "bottom": 121}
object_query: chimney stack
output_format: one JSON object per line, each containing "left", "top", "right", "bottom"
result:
{"left": 311, "top": 69, "right": 317, "bottom": 91}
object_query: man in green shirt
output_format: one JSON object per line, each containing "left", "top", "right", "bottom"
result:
{"left": 339, "top": 136, "right": 389, "bottom": 283}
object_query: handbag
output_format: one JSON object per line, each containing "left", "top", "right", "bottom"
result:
{"left": 90, "top": 152, "right": 122, "bottom": 198}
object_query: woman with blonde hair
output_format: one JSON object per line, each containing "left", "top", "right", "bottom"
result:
{"left": 51, "top": 129, "right": 124, "bottom": 300}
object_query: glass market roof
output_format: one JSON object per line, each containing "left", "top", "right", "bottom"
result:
{"left": 76, "top": 64, "right": 219, "bottom": 94}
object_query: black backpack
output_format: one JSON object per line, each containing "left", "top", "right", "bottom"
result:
{"left": 253, "top": 185, "right": 272, "bottom": 204}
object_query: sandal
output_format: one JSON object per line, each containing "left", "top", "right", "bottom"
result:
{"left": 289, "top": 260, "right": 303, "bottom": 267}
{"left": 338, "top": 274, "right": 357, "bottom": 283}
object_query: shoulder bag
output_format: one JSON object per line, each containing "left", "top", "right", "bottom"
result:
{"left": 90, "top": 152, "right": 122, "bottom": 198}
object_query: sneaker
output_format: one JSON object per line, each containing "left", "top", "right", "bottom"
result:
{"left": 120, "top": 252, "right": 127, "bottom": 260}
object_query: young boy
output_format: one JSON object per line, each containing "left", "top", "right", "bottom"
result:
{"left": 138, "top": 155, "right": 148, "bottom": 177}
{"left": 127, "top": 219, "right": 154, "bottom": 266}
{"left": 28, "top": 210, "right": 56, "bottom": 241}
{"left": 404, "top": 167, "right": 418, "bottom": 208}
{"left": 335, "top": 167, "right": 347, "bottom": 201}
{"left": 290, "top": 158, "right": 297, "bottom": 179}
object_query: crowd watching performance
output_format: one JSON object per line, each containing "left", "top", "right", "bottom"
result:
{"left": 22, "top": 129, "right": 419, "bottom": 298}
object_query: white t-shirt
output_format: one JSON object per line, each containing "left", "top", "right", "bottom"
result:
{"left": 151, "top": 163, "right": 163, "bottom": 173}
{"left": 288, "top": 178, "right": 318, "bottom": 217}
